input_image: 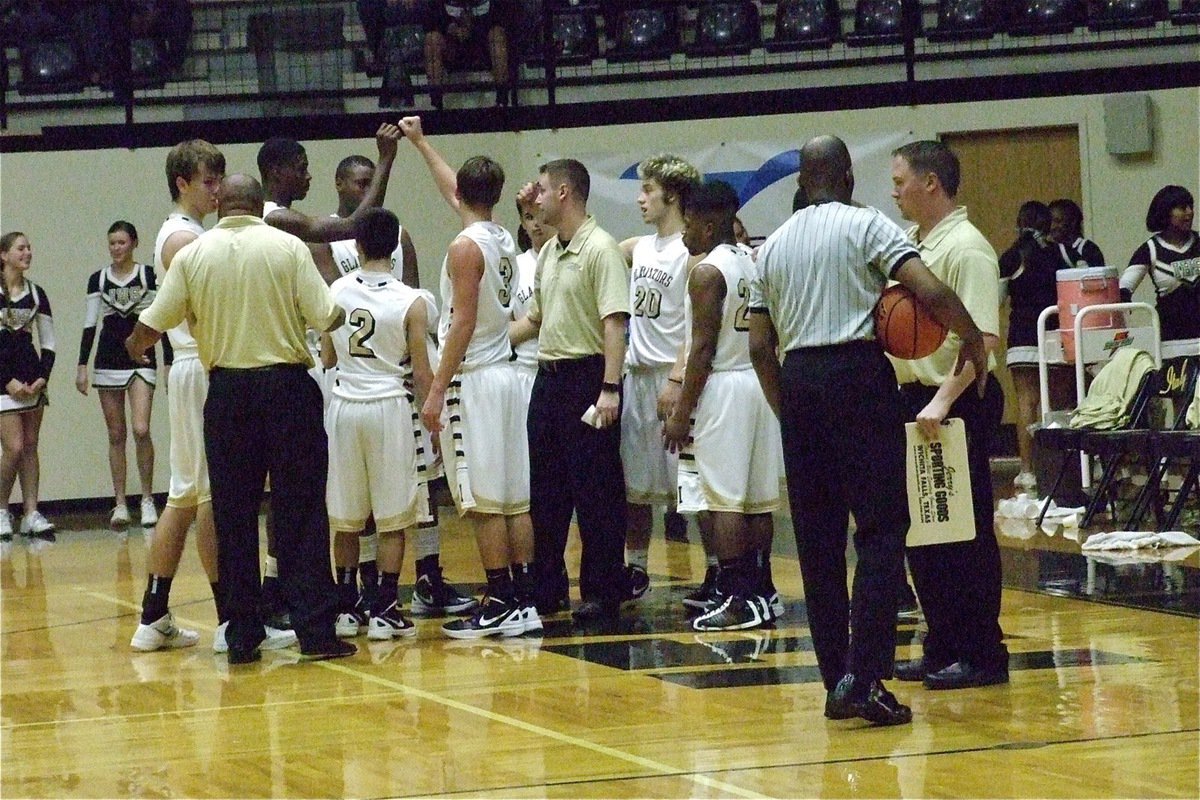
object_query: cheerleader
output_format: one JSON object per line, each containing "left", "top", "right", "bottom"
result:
{"left": 76, "top": 221, "right": 169, "bottom": 530}
{"left": 0, "top": 231, "right": 57, "bottom": 542}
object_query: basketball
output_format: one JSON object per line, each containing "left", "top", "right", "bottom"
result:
{"left": 874, "top": 284, "right": 947, "bottom": 360}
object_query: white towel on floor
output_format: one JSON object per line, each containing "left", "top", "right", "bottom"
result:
{"left": 1081, "top": 530, "right": 1200, "bottom": 550}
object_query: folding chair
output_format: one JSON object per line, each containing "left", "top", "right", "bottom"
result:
{"left": 1126, "top": 360, "right": 1200, "bottom": 530}
{"left": 1034, "top": 368, "right": 1157, "bottom": 528}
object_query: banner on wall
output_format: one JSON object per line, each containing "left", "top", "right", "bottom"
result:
{"left": 554, "top": 133, "right": 913, "bottom": 245}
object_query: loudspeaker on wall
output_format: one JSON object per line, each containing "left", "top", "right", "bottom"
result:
{"left": 1103, "top": 93, "right": 1154, "bottom": 155}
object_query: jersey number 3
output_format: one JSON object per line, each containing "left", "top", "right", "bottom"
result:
{"left": 348, "top": 308, "right": 378, "bottom": 358}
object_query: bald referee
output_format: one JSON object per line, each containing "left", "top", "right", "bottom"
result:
{"left": 750, "top": 136, "right": 988, "bottom": 726}
{"left": 127, "top": 174, "right": 350, "bottom": 665}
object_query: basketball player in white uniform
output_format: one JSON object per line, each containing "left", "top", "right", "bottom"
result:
{"left": 131, "top": 141, "right": 296, "bottom": 655}
{"left": 400, "top": 115, "right": 538, "bottom": 639}
{"left": 311, "top": 154, "right": 475, "bottom": 631}
{"left": 617, "top": 154, "right": 702, "bottom": 601}
{"left": 323, "top": 207, "right": 433, "bottom": 640}
{"left": 663, "top": 181, "right": 783, "bottom": 631}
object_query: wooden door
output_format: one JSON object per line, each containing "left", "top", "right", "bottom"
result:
{"left": 941, "top": 127, "right": 1083, "bottom": 440}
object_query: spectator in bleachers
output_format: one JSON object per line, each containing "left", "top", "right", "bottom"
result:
{"left": 424, "top": 0, "right": 511, "bottom": 109}
{"left": 357, "top": 0, "right": 433, "bottom": 74}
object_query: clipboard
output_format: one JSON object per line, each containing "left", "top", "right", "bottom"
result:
{"left": 905, "top": 418, "right": 976, "bottom": 547}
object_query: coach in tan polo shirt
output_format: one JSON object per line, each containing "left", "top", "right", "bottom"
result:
{"left": 512, "top": 158, "right": 630, "bottom": 624}
{"left": 127, "top": 174, "right": 351, "bottom": 665}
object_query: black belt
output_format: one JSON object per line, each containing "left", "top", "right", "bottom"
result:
{"left": 210, "top": 363, "right": 307, "bottom": 374}
{"left": 537, "top": 354, "right": 602, "bottom": 374}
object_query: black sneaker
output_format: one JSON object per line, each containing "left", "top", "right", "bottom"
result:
{"left": 692, "top": 594, "right": 767, "bottom": 631}
{"left": 412, "top": 569, "right": 478, "bottom": 615}
{"left": 442, "top": 596, "right": 526, "bottom": 639}
{"left": 299, "top": 639, "right": 357, "bottom": 661}
{"left": 683, "top": 565, "right": 719, "bottom": 610}
{"left": 623, "top": 565, "right": 650, "bottom": 602}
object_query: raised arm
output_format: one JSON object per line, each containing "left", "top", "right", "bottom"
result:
{"left": 267, "top": 123, "right": 402, "bottom": 242}
{"left": 398, "top": 116, "right": 463, "bottom": 220}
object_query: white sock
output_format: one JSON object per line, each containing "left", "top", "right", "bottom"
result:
{"left": 359, "top": 532, "right": 378, "bottom": 563}
{"left": 414, "top": 526, "right": 440, "bottom": 560}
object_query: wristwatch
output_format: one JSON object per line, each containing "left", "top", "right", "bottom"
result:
{"left": 601, "top": 381, "right": 621, "bottom": 393}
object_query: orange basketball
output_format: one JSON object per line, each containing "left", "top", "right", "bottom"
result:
{"left": 874, "top": 284, "right": 947, "bottom": 360}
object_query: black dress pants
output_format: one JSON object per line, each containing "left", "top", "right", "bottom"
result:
{"left": 780, "top": 342, "right": 909, "bottom": 691}
{"left": 205, "top": 365, "right": 338, "bottom": 653}
{"left": 899, "top": 375, "right": 1008, "bottom": 672}
{"left": 527, "top": 355, "right": 627, "bottom": 607}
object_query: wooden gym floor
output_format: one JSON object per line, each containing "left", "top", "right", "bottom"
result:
{"left": 2, "top": 478, "right": 1198, "bottom": 799}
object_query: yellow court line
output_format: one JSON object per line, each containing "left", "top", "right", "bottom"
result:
{"left": 78, "top": 588, "right": 773, "bottom": 800}
{"left": 321, "top": 660, "right": 772, "bottom": 800}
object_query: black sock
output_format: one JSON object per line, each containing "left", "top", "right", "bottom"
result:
{"left": 335, "top": 566, "right": 359, "bottom": 611}
{"left": 758, "top": 548, "right": 775, "bottom": 594}
{"left": 716, "top": 556, "right": 748, "bottom": 598}
{"left": 375, "top": 572, "right": 400, "bottom": 616}
{"left": 415, "top": 554, "right": 439, "bottom": 580}
{"left": 511, "top": 562, "right": 535, "bottom": 605}
{"left": 485, "top": 567, "right": 514, "bottom": 603}
{"left": 210, "top": 581, "right": 227, "bottom": 624}
{"left": 359, "top": 559, "right": 379, "bottom": 607}
{"left": 141, "top": 575, "right": 173, "bottom": 624}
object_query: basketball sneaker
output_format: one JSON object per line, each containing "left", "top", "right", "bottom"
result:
{"left": 130, "top": 613, "right": 200, "bottom": 651}
{"left": 692, "top": 594, "right": 767, "bottom": 632}
{"left": 213, "top": 622, "right": 297, "bottom": 653}
{"left": 110, "top": 505, "right": 131, "bottom": 531}
{"left": 140, "top": 497, "right": 158, "bottom": 528}
{"left": 336, "top": 603, "right": 368, "bottom": 638}
{"left": 623, "top": 564, "right": 650, "bottom": 602}
{"left": 757, "top": 591, "right": 785, "bottom": 622}
{"left": 683, "top": 565, "right": 720, "bottom": 610}
{"left": 367, "top": 602, "right": 418, "bottom": 640}
{"left": 442, "top": 596, "right": 525, "bottom": 639}
{"left": 20, "top": 511, "right": 55, "bottom": 541}
{"left": 412, "top": 568, "right": 478, "bottom": 615}
{"left": 516, "top": 602, "right": 543, "bottom": 635}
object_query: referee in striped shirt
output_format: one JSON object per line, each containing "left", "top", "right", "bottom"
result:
{"left": 749, "top": 136, "right": 988, "bottom": 726}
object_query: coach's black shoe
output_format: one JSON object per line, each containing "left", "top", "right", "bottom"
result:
{"left": 299, "top": 640, "right": 357, "bottom": 662}
{"left": 824, "top": 674, "right": 860, "bottom": 720}
{"left": 894, "top": 659, "right": 932, "bottom": 682}
{"left": 228, "top": 647, "right": 262, "bottom": 665}
{"left": 825, "top": 674, "right": 912, "bottom": 726}
{"left": 923, "top": 660, "right": 1009, "bottom": 691}
{"left": 856, "top": 681, "right": 912, "bottom": 726}
{"left": 572, "top": 599, "right": 619, "bottom": 624}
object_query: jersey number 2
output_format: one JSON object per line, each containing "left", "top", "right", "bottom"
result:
{"left": 348, "top": 308, "right": 378, "bottom": 358}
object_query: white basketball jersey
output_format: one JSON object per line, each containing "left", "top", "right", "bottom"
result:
{"left": 153, "top": 212, "right": 205, "bottom": 354}
{"left": 628, "top": 232, "right": 689, "bottom": 368}
{"left": 329, "top": 215, "right": 407, "bottom": 280}
{"left": 263, "top": 200, "right": 283, "bottom": 218}
{"left": 686, "top": 243, "right": 755, "bottom": 373}
{"left": 511, "top": 248, "right": 538, "bottom": 369}
{"left": 328, "top": 271, "right": 420, "bottom": 401}
{"left": 438, "top": 221, "right": 518, "bottom": 369}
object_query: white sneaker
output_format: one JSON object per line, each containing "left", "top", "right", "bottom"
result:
{"left": 140, "top": 497, "right": 158, "bottom": 528}
{"left": 517, "top": 603, "right": 543, "bottom": 634}
{"left": 367, "top": 604, "right": 418, "bottom": 640}
{"left": 130, "top": 613, "right": 200, "bottom": 651}
{"left": 335, "top": 611, "right": 367, "bottom": 638}
{"left": 19, "top": 510, "right": 54, "bottom": 537}
{"left": 110, "top": 505, "right": 131, "bottom": 530}
{"left": 1013, "top": 471, "right": 1038, "bottom": 490}
{"left": 212, "top": 622, "right": 298, "bottom": 653}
